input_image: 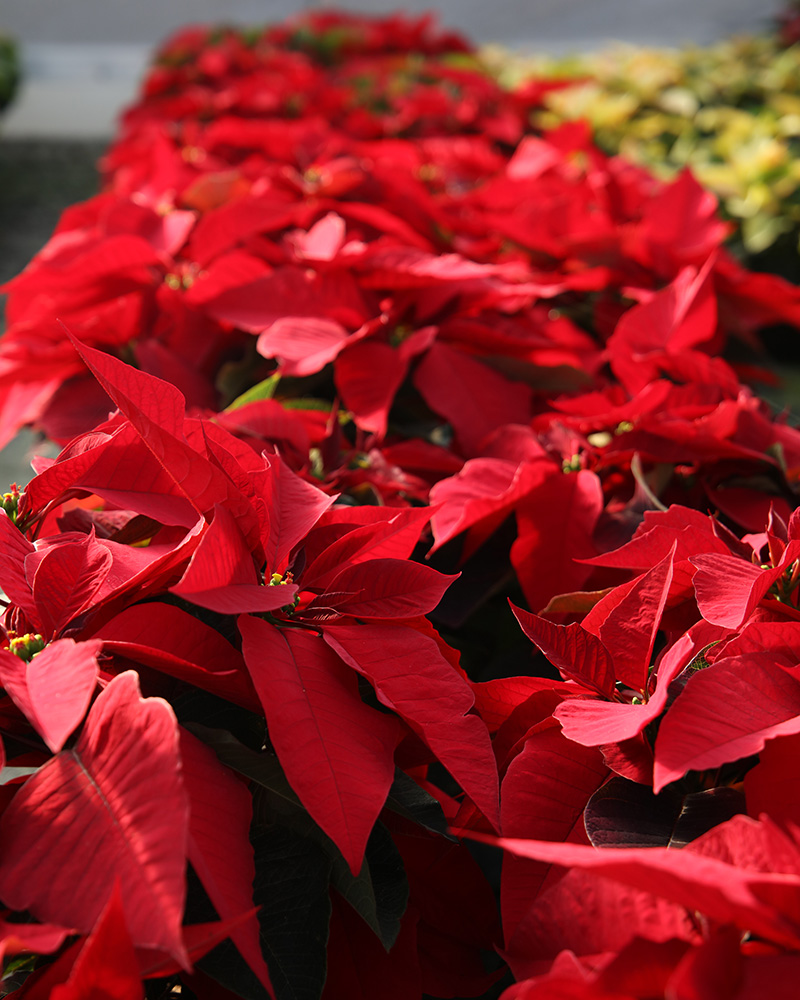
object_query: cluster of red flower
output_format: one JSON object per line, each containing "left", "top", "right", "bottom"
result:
{"left": 3, "top": 11, "right": 800, "bottom": 998}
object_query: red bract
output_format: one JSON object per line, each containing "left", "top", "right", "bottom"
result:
{"left": 653, "top": 652, "right": 800, "bottom": 793}
{"left": 240, "top": 615, "right": 402, "bottom": 874}
{"left": 4, "top": 14, "right": 799, "bottom": 464}
{"left": 0, "top": 639, "right": 100, "bottom": 753}
{"left": 511, "top": 546, "right": 676, "bottom": 747}
{"left": 0, "top": 671, "right": 190, "bottom": 965}
{"left": 471, "top": 813, "right": 800, "bottom": 997}
{"left": 498, "top": 721, "right": 608, "bottom": 959}
{"left": 45, "top": 883, "right": 144, "bottom": 1000}
{"left": 692, "top": 526, "right": 800, "bottom": 629}
{"left": 323, "top": 622, "right": 499, "bottom": 831}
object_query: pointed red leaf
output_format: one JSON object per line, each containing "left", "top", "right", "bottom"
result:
{"left": 91, "top": 602, "right": 258, "bottom": 709}
{"left": 186, "top": 200, "right": 296, "bottom": 267}
{"left": 77, "top": 516, "right": 205, "bottom": 619}
{"left": 607, "top": 262, "right": 717, "bottom": 393}
{"left": 414, "top": 341, "right": 533, "bottom": 455}
{"left": 214, "top": 398, "right": 311, "bottom": 471}
{"left": 500, "top": 723, "right": 607, "bottom": 940}
{"left": 253, "top": 455, "right": 335, "bottom": 571}
{"left": 257, "top": 316, "right": 349, "bottom": 377}
{"left": 30, "top": 532, "right": 112, "bottom": 637}
{"left": 691, "top": 545, "right": 800, "bottom": 629}
{"left": 688, "top": 810, "right": 800, "bottom": 880}
{"left": 70, "top": 335, "right": 185, "bottom": 435}
{"left": 505, "top": 865, "right": 694, "bottom": 978}
{"left": 613, "top": 262, "right": 717, "bottom": 353}
{"left": 0, "top": 639, "right": 100, "bottom": 753}
{"left": 179, "top": 728, "right": 273, "bottom": 995}
{"left": 512, "top": 603, "right": 616, "bottom": 697}
{"left": 471, "top": 675, "right": 572, "bottom": 733}
{"left": 323, "top": 622, "right": 500, "bottom": 829}
{"left": 188, "top": 418, "right": 272, "bottom": 548}
{"left": 0, "top": 671, "right": 190, "bottom": 965}
{"left": 170, "top": 505, "right": 296, "bottom": 614}
{"left": 208, "top": 266, "right": 367, "bottom": 333}
{"left": 334, "top": 340, "right": 411, "bottom": 437}
{"left": 0, "top": 510, "right": 38, "bottom": 623}
{"left": 713, "top": 621, "right": 800, "bottom": 667}
{"left": 306, "top": 559, "right": 456, "bottom": 619}
{"left": 583, "top": 505, "right": 731, "bottom": 571}
{"left": 641, "top": 169, "right": 729, "bottom": 269}
{"left": 597, "top": 546, "right": 675, "bottom": 693}
{"left": 50, "top": 882, "right": 143, "bottom": 1000}
{"left": 653, "top": 655, "right": 800, "bottom": 793}
{"left": 554, "top": 620, "right": 726, "bottom": 748}
{"left": 18, "top": 423, "right": 116, "bottom": 515}
{"left": 301, "top": 506, "right": 433, "bottom": 592}
{"left": 468, "top": 815, "right": 800, "bottom": 949}
{"left": 239, "top": 615, "right": 401, "bottom": 873}
{"left": 511, "top": 469, "right": 603, "bottom": 613}
{"left": 68, "top": 337, "right": 255, "bottom": 529}
{"left": 0, "top": 919, "right": 72, "bottom": 963}
{"left": 429, "top": 455, "right": 549, "bottom": 555}
{"left": 65, "top": 425, "right": 205, "bottom": 528}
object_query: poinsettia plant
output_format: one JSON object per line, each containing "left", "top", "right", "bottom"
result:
{"left": 4, "top": 9, "right": 800, "bottom": 1000}
{"left": 463, "top": 500, "right": 800, "bottom": 998}
{"left": 0, "top": 340, "right": 502, "bottom": 998}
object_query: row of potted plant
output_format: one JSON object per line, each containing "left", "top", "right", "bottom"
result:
{"left": 2, "top": 11, "right": 800, "bottom": 999}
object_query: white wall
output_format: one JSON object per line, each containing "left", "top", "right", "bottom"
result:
{"left": 0, "top": 0, "right": 787, "bottom": 47}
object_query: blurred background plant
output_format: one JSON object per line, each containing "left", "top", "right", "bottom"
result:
{"left": 0, "top": 32, "right": 19, "bottom": 113}
{"left": 483, "top": 19, "right": 800, "bottom": 279}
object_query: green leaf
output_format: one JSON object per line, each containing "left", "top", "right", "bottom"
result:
{"left": 282, "top": 398, "right": 332, "bottom": 413}
{"left": 329, "top": 821, "right": 408, "bottom": 951}
{"left": 176, "top": 694, "right": 266, "bottom": 752}
{"left": 224, "top": 374, "right": 281, "bottom": 412}
{"left": 183, "top": 744, "right": 332, "bottom": 1000}
{"left": 186, "top": 865, "right": 270, "bottom": 1000}
{"left": 193, "top": 722, "right": 455, "bottom": 838}
{"left": 685, "top": 652, "right": 711, "bottom": 676}
{"left": 384, "top": 768, "right": 454, "bottom": 840}
{"left": 195, "top": 725, "right": 452, "bottom": 842}
{"left": 186, "top": 724, "right": 305, "bottom": 816}
{"left": 191, "top": 727, "right": 416, "bottom": 952}
{"left": 252, "top": 822, "right": 333, "bottom": 1000}
{"left": 198, "top": 936, "right": 271, "bottom": 1000}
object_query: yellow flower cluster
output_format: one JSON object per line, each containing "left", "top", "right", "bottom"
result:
{"left": 483, "top": 33, "right": 800, "bottom": 256}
